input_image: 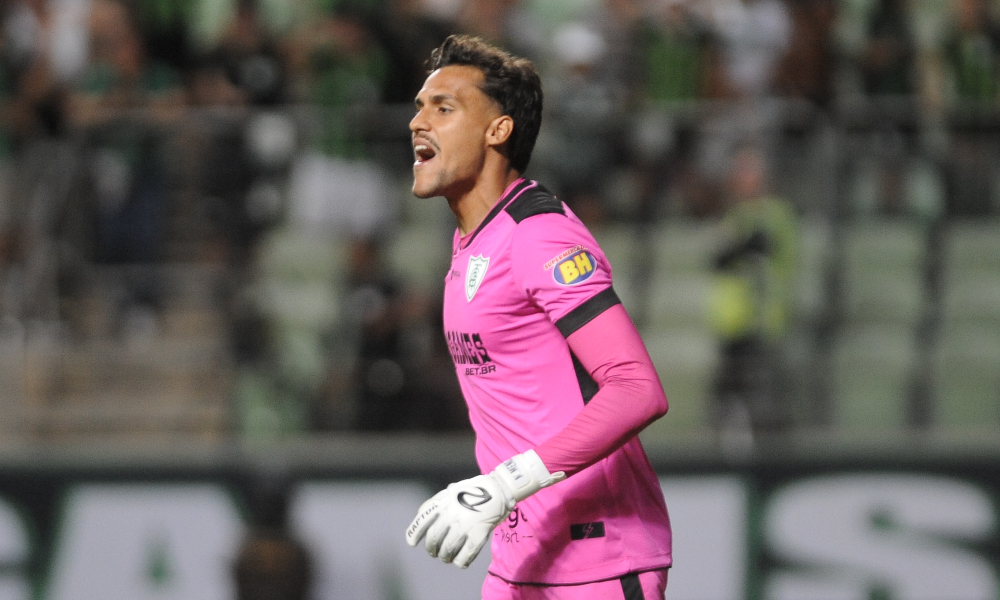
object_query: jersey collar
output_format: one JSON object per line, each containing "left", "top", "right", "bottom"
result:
{"left": 459, "top": 178, "right": 536, "bottom": 250}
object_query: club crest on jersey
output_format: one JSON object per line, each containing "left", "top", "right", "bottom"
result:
{"left": 551, "top": 248, "right": 597, "bottom": 286}
{"left": 466, "top": 255, "right": 489, "bottom": 301}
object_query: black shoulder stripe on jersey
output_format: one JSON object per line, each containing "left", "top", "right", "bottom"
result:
{"left": 555, "top": 287, "right": 622, "bottom": 338}
{"left": 464, "top": 179, "right": 534, "bottom": 247}
{"left": 505, "top": 184, "right": 564, "bottom": 223}
{"left": 572, "top": 351, "right": 599, "bottom": 405}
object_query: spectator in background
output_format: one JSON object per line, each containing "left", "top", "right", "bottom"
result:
{"left": 216, "top": 0, "right": 288, "bottom": 107}
{"left": 65, "top": 0, "right": 185, "bottom": 335}
{"left": 860, "top": 0, "right": 916, "bottom": 97}
{"left": 327, "top": 236, "right": 467, "bottom": 432}
{"left": 133, "top": 0, "right": 196, "bottom": 74}
{"left": 374, "top": 0, "right": 453, "bottom": 103}
{"left": 198, "top": 0, "right": 291, "bottom": 268}
{"left": 698, "top": 0, "right": 792, "bottom": 206}
{"left": 340, "top": 236, "right": 409, "bottom": 431}
{"left": 709, "top": 145, "right": 797, "bottom": 443}
{"left": 454, "top": 0, "right": 545, "bottom": 61}
{"left": 234, "top": 472, "right": 312, "bottom": 600}
{"left": 940, "top": 0, "right": 1000, "bottom": 103}
{"left": 708, "top": 0, "right": 792, "bottom": 101}
{"left": 285, "top": 7, "right": 395, "bottom": 238}
{"left": 188, "top": 3, "right": 299, "bottom": 442}
{"left": 234, "top": 531, "right": 312, "bottom": 600}
{"left": 0, "top": 0, "right": 92, "bottom": 326}
{"left": 642, "top": 0, "right": 712, "bottom": 105}
{"left": 775, "top": 0, "right": 837, "bottom": 108}
{"left": 535, "top": 0, "right": 648, "bottom": 222}
{"left": 585, "top": 0, "right": 646, "bottom": 102}
{"left": 542, "top": 21, "right": 621, "bottom": 223}
{"left": 937, "top": 0, "right": 1000, "bottom": 216}
{"left": 632, "top": 0, "right": 713, "bottom": 218}
{"left": 3, "top": 0, "right": 89, "bottom": 141}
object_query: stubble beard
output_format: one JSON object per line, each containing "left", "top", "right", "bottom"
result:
{"left": 412, "top": 170, "right": 437, "bottom": 198}
{"left": 413, "top": 163, "right": 459, "bottom": 200}
{"left": 411, "top": 175, "right": 438, "bottom": 199}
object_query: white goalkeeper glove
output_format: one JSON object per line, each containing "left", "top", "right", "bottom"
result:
{"left": 405, "top": 449, "right": 565, "bottom": 568}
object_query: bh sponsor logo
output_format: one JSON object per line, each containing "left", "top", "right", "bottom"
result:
{"left": 551, "top": 249, "right": 597, "bottom": 286}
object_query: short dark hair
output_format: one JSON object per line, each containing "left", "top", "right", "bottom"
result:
{"left": 428, "top": 34, "right": 542, "bottom": 174}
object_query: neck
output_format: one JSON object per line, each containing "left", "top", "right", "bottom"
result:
{"left": 448, "top": 166, "right": 521, "bottom": 236}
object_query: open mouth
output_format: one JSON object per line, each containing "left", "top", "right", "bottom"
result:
{"left": 413, "top": 139, "right": 437, "bottom": 166}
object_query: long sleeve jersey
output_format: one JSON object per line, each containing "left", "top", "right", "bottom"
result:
{"left": 442, "top": 178, "right": 672, "bottom": 585}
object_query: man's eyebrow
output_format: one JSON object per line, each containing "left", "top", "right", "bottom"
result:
{"left": 415, "top": 93, "right": 459, "bottom": 108}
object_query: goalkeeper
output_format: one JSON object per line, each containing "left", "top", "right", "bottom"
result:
{"left": 405, "top": 34, "right": 672, "bottom": 600}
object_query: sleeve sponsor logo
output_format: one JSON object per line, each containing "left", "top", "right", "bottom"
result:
{"left": 551, "top": 249, "right": 597, "bottom": 286}
{"left": 543, "top": 245, "right": 585, "bottom": 270}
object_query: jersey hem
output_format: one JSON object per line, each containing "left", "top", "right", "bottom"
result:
{"left": 486, "top": 561, "right": 672, "bottom": 587}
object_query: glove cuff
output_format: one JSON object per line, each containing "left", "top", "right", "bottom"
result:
{"left": 493, "top": 450, "right": 566, "bottom": 502}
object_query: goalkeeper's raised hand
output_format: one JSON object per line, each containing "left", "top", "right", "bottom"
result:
{"left": 405, "top": 450, "right": 565, "bottom": 568}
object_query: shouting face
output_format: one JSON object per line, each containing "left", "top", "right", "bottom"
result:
{"left": 410, "top": 65, "right": 507, "bottom": 200}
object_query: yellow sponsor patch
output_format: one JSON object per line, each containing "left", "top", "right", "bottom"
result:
{"left": 552, "top": 249, "right": 597, "bottom": 285}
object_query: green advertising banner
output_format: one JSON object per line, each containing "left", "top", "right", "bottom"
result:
{"left": 0, "top": 437, "right": 995, "bottom": 600}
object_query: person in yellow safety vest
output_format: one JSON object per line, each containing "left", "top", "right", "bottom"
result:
{"left": 708, "top": 145, "right": 798, "bottom": 437}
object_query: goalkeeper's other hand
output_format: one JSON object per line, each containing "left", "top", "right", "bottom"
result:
{"left": 405, "top": 449, "right": 565, "bottom": 568}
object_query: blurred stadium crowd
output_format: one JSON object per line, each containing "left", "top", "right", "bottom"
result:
{"left": 0, "top": 0, "right": 997, "bottom": 445}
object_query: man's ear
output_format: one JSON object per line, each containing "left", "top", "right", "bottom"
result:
{"left": 486, "top": 115, "right": 514, "bottom": 147}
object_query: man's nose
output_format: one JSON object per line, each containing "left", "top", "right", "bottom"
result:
{"left": 410, "top": 109, "right": 426, "bottom": 133}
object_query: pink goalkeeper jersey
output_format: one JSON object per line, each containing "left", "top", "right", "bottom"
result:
{"left": 442, "top": 179, "right": 672, "bottom": 585}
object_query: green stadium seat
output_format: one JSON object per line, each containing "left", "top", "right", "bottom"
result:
{"left": 646, "top": 274, "right": 714, "bottom": 331}
{"left": 840, "top": 220, "right": 928, "bottom": 326}
{"left": 939, "top": 273, "right": 1000, "bottom": 328}
{"left": 254, "top": 228, "right": 347, "bottom": 329}
{"left": 793, "top": 218, "right": 833, "bottom": 326}
{"left": 644, "top": 220, "right": 718, "bottom": 332}
{"left": 939, "top": 220, "right": 1000, "bottom": 329}
{"left": 930, "top": 327, "right": 1000, "bottom": 431}
{"left": 847, "top": 154, "right": 945, "bottom": 220}
{"left": 592, "top": 223, "right": 642, "bottom": 316}
{"left": 650, "top": 221, "right": 719, "bottom": 274}
{"left": 828, "top": 325, "right": 916, "bottom": 432}
{"left": 385, "top": 224, "right": 452, "bottom": 294}
{"left": 257, "top": 279, "right": 341, "bottom": 331}
{"left": 639, "top": 327, "right": 718, "bottom": 438}
{"left": 256, "top": 227, "right": 348, "bottom": 284}
{"left": 842, "top": 271, "right": 926, "bottom": 325}
{"left": 841, "top": 220, "right": 926, "bottom": 272}
{"left": 941, "top": 220, "right": 1000, "bottom": 271}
